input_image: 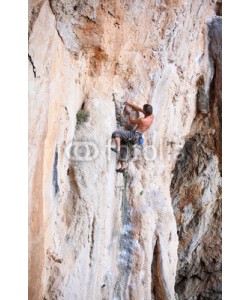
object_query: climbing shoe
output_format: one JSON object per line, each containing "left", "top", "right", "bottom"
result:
{"left": 116, "top": 167, "right": 126, "bottom": 174}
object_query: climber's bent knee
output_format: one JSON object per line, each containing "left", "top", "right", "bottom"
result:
{"left": 111, "top": 130, "right": 131, "bottom": 142}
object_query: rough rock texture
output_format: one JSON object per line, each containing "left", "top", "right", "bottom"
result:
{"left": 28, "top": 1, "right": 221, "bottom": 299}
{"left": 170, "top": 16, "right": 222, "bottom": 300}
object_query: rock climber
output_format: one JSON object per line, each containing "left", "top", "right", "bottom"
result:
{"left": 111, "top": 100, "right": 154, "bottom": 173}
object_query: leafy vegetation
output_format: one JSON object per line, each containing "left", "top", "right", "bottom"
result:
{"left": 76, "top": 110, "right": 90, "bottom": 129}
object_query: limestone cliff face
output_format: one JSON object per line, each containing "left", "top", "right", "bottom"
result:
{"left": 28, "top": 1, "right": 221, "bottom": 299}
{"left": 170, "top": 16, "right": 222, "bottom": 300}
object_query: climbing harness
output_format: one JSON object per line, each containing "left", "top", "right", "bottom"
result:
{"left": 128, "top": 130, "right": 144, "bottom": 146}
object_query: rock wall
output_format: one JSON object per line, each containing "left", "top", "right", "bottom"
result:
{"left": 170, "top": 16, "right": 222, "bottom": 300}
{"left": 28, "top": 0, "right": 221, "bottom": 299}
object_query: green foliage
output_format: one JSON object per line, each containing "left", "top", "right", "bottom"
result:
{"left": 140, "top": 190, "right": 144, "bottom": 196}
{"left": 76, "top": 110, "right": 90, "bottom": 127}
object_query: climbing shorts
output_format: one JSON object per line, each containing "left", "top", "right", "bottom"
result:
{"left": 111, "top": 129, "right": 142, "bottom": 144}
{"left": 112, "top": 129, "right": 133, "bottom": 143}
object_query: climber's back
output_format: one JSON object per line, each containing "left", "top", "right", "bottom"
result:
{"left": 133, "top": 114, "right": 154, "bottom": 133}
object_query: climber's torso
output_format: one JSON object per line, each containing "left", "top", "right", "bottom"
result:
{"left": 136, "top": 114, "right": 154, "bottom": 133}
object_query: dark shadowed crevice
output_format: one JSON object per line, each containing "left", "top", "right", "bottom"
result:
{"left": 151, "top": 237, "right": 168, "bottom": 300}
{"left": 28, "top": 54, "right": 37, "bottom": 78}
{"left": 209, "top": 65, "right": 216, "bottom": 110}
{"left": 208, "top": 16, "right": 222, "bottom": 172}
{"left": 215, "top": 1, "right": 222, "bottom": 16}
{"left": 89, "top": 216, "right": 96, "bottom": 267}
{"left": 53, "top": 145, "right": 59, "bottom": 195}
{"left": 196, "top": 75, "right": 209, "bottom": 114}
{"left": 63, "top": 164, "right": 82, "bottom": 228}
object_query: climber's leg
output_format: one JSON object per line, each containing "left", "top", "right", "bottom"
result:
{"left": 111, "top": 130, "right": 131, "bottom": 173}
{"left": 116, "top": 142, "right": 127, "bottom": 172}
{"left": 111, "top": 130, "right": 130, "bottom": 153}
{"left": 121, "top": 161, "right": 126, "bottom": 169}
{"left": 114, "top": 136, "right": 121, "bottom": 152}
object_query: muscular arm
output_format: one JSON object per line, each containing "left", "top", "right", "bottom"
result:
{"left": 126, "top": 100, "right": 145, "bottom": 116}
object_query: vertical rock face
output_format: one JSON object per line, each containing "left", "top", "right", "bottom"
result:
{"left": 28, "top": 1, "right": 221, "bottom": 300}
{"left": 170, "top": 16, "right": 222, "bottom": 300}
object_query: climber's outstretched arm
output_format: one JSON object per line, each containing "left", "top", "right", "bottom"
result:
{"left": 126, "top": 100, "right": 145, "bottom": 116}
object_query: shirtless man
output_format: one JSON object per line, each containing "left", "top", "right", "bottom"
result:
{"left": 111, "top": 100, "right": 154, "bottom": 173}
